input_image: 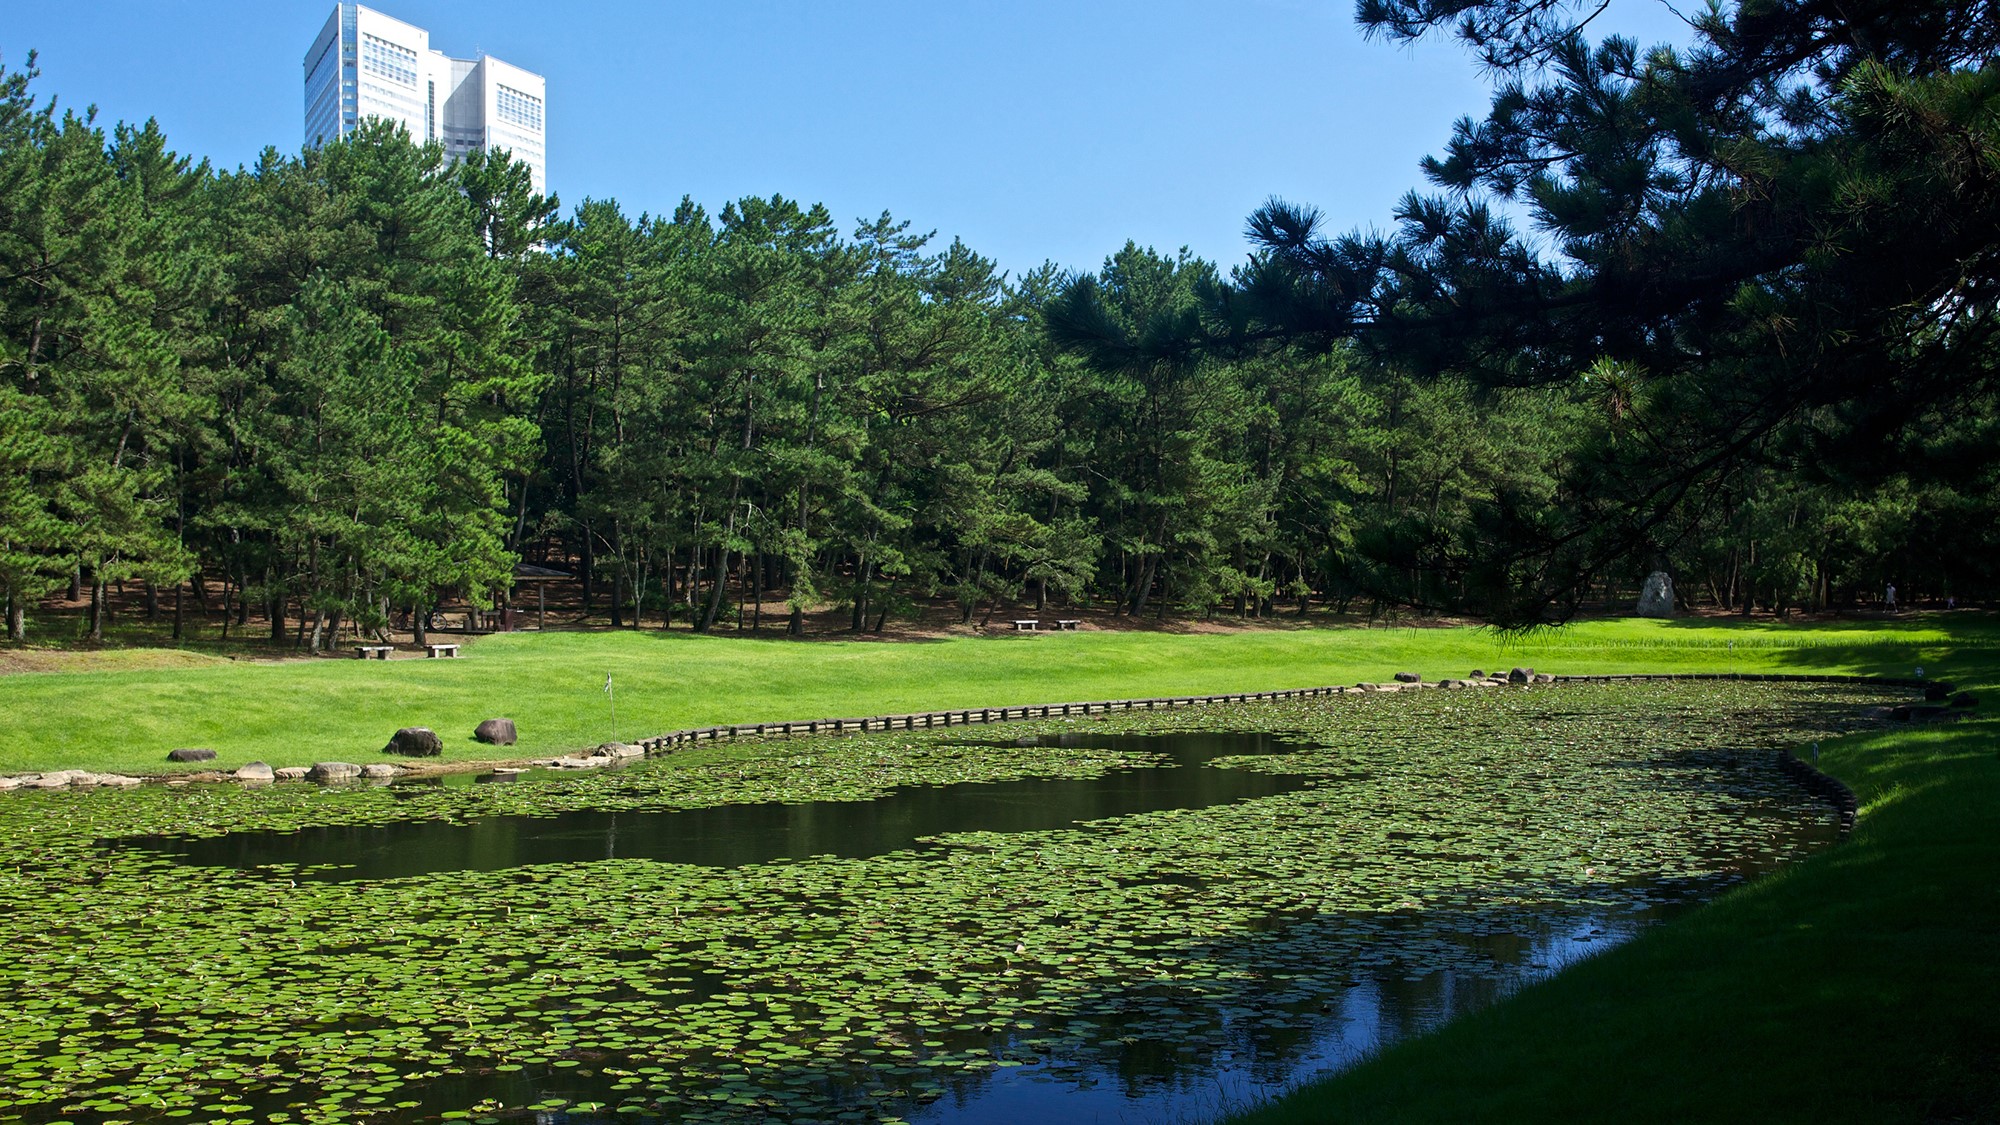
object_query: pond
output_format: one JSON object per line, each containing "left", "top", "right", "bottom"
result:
{"left": 0, "top": 680, "right": 1894, "bottom": 1124}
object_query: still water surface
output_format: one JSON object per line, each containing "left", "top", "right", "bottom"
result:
{"left": 135, "top": 733, "right": 1312, "bottom": 879}
{"left": 108, "top": 725, "right": 1835, "bottom": 1124}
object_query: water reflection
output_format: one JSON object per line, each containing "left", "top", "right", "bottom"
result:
{"left": 126, "top": 733, "right": 1310, "bottom": 881}
{"left": 97, "top": 725, "right": 1836, "bottom": 1125}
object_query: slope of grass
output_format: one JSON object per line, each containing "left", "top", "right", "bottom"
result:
{"left": 0, "top": 616, "right": 1980, "bottom": 776}
{"left": 1, "top": 614, "right": 1992, "bottom": 1120}
{"left": 1226, "top": 621, "right": 1999, "bottom": 1125}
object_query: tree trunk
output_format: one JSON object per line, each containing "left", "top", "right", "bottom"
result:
{"left": 1128, "top": 553, "right": 1160, "bottom": 617}
{"left": 89, "top": 577, "right": 106, "bottom": 642}
{"left": 172, "top": 581, "right": 183, "bottom": 642}
{"left": 608, "top": 525, "right": 625, "bottom": 628}
{"left": 851, "top": 556, "right": 873, "bottom": 633}
{"left": 145, "top": 582, "right": 159, "bottom": 620}
{"left": 664, "top": 545, "right": 679, "bottom": 630}
{"left": 699, "top": 545, "right": 733, "bottom": 632}
{"left": 5, "top": 588, "right": 23, "bottom": 641}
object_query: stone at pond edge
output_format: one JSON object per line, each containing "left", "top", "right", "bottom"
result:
{"left": 275, "top": 766, "right": 310, "bottom": 781}
{"left": 233, "top": 761, "right": 275, "bottom": 781}
{"left": 383, "top": 727, "right": 443, "bottom": 757}
{"left": 475, "top": 718, "right": 518, "bottom": 746}
{"left": 1508, "top": 667, "right": 1534, "bottom": 685}
{"left": 21, "top": 770, "right": 139, "bottom": 788}
{"left": 594, "top": 742, "right": 644, "bottom": 759}
{"left": 1636, "top": 571, "right": 1675, "bottom": 617}
{"left": 306, "top": 761, "right": 363, "bottom": 782}
{"left": 1469, "top": 669, "right": 1486, "bottom": 679}
{"left": 167, "top": 748, "right": 217, "bottom": 763}
{"left": 1393, "top": 672, "right": 1422, "bottom": 683}
{"left": 361, "top": 763, "right": 401, "bottom": 779}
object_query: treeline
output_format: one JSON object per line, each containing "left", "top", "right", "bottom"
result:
{"left": 0, "top": 45, "right": 1991, "bottom": 647}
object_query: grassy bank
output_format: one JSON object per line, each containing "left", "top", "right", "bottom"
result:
{"left": 1226, "top": 621, "right": 1999, "bottom": 1125}
{"left": 0, "top": 615, "right": 1992, "bottom": 1120}
{"left": 0, "top": 616, "right": 1982, "bottom": 776}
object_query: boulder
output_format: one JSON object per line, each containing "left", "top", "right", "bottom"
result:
{"left": 1507, "top": 667, "right": 1533, "bottom": 685}
{"left": 1635, "top": 571, "right": 1676, "bottom": 617}
{"left": 548, "top": 755, "right": 612, "bottom": 770}
{"left": 595, "top": 742, "right": 644, "bottom": 759}
{"left": 0, "top": 777, "right": 19, "bottom": 791}
{"left": 28, "top": 770, "right": 87, "bottom": 789}
{"left": 275, "top": 766, "right": 311, "bottom": 781}
{"left": 1392, "top": 671, "right": 1422, "bottom": 684}
{"left": 1439, "top": 679, "right": 1468, "bottom": 690}
{"left": 167, "top": 748, "right": 217, "bottom": 763}
{"left": 234, "top": 761, "right": 276, "bottom": 782}
{"left": 382, "top": 727, "right": 443, "bottom": 757}
{"left": 92, "top": 774, "right": 142, "bottom": 787}
{"left": 1468, "top": 669, "right": 1487, "bottom": 680}
{"left": 306, "top": 761, "right": 363, "bottom": 783}
{"left": 360, "top": 763, "right": 401, "bottom": 779}
{"left": 474, "top": 718, "right": 517, "bottom": 746}
{"left": 1531, "top": 673, "right": 1557, "bottom": 684}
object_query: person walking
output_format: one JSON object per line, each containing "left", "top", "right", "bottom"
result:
{"left": 1885, "top": 582, "right": 1898, "bottom": 611}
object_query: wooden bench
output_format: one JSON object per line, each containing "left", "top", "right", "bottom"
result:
{"left": 1056, "top": 619, "right": 1082, "bottom": 630}
{"left": 1011, "top": 619, "right": 1040, "bottom": 631}
{"left": 354, "top": 645, "right": 393, "bottom": 660}
{"left": 425, "top": 643, "right": 461, "bottom": 658}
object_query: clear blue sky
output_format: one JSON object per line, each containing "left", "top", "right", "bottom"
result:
{"left": 4, "top": 1, "right": 1691, "bottom": 280}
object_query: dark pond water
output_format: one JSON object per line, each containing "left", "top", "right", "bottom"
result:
{"left": 127, "top": 733, "right": 1312, "bottom": 879}
{"left": 21, "top": 675, "right": 1884, "bottom": 1125}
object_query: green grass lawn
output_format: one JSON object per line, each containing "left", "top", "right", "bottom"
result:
{"left": 0, "top": 615, "right": 1981, "bottom": 776}
{"left": 1225, "top": 618, "right": 2000, "bottom": 1125}
{"left": 0, "top": 613, "right": 1993, "bottom": 1120}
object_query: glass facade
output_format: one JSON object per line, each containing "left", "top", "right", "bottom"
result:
{"left": 303, "top": 4, "right": 546, "bottom": 191}
{"left": 495, "top": 84, "right": 543, "bottom": 131}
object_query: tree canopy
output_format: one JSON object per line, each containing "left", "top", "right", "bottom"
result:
{"left": 5, "top": 5, "right": 1998, "bottom": 642}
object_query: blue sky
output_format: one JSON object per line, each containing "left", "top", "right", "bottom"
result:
{"left": 5, "top": 1, "right": 1692, "bottom": 280}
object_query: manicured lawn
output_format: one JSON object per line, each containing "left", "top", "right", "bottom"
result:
{"left": 0, "top": 613, "right": 1992, "bottom": 1120}
{"left": 1225, "top": 618, "right": 1999, "bottom": 1125}
{"left": 0, "top": 616, "right": 1980, "bottom": 777}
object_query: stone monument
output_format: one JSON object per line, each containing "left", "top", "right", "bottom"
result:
{"left": 1636, "top": 571, "right": 1675, "bottom": 617}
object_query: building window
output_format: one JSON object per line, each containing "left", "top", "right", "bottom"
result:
{"left": 495, "top": 84, "right": 544, "bottom": 131}
{"left": 361, "top": 34, "right": 419, "bottom": 86}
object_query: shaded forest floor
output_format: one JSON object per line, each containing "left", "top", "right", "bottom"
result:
{"left": 7, "top": 576, "right": 1976, "bottom": 666}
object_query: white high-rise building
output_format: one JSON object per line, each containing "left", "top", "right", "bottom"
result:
{"left": 303, "top": 4, "right": 547, "bottom": 193}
